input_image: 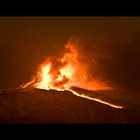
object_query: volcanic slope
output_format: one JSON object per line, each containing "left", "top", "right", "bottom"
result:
{"left": 0, "top": 88, "right": 140, "bottom": 123}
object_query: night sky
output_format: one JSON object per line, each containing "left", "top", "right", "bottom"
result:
{"left": 0, "top": 17, "right": 140, "bottom": 91}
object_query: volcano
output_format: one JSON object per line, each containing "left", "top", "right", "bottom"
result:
{"left": 0, "top": 39, "right": 140, "bottom": 123}
{"left": 0, "top": 88, "right": 140, "bottom": 123}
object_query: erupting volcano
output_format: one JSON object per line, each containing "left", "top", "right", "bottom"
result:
{"left": 20, "top": 39, "right": 123, "bottom": 109}
{"left": 1, "top": 17, "right": 140, "bottom": 123}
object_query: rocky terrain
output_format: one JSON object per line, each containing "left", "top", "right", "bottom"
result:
{"left": 0, "top": 88, "right": 139, "bottom": 123}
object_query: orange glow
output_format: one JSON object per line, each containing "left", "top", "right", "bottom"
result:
{"left": 69, "top": 89, "right": 123, "bottom": 109}
{"left": 34, "top": 40, "right": 111, "bottom": 91}
{"left": 35, "top": 63, "right": 52, "bottom": 90}
{"left": 21, "top": 39, "right": 123, "bottom": 109}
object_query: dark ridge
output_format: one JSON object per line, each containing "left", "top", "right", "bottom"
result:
{"left": 0, "top": 88, "right": 139, "bottom": 123}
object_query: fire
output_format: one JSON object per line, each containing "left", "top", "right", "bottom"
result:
{"left": 36, "top": 63, "right": 52, "bottom": 90}
{"left": 21, "top": 39, "right": 123, "bottom": 109}
{"left": 35, "top": 39, "right": 111, "bottom": 91}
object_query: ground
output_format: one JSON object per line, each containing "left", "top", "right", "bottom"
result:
{"left": 0, "top": 88, "right": 140, "bottom": 123}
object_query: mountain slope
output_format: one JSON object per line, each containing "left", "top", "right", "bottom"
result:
{"left": 0, "top": 88, "right": 139, "bottom": 123}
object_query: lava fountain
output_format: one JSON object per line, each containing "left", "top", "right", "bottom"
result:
{"left": 21, "top": 39, "right": 123, "bottom": 109}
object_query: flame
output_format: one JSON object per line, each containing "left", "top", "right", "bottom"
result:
{"left": 21, "top": 39, "right": 123, "bottom": 109}
{"left": 35, "top": 40, "right": 111, "bottom": 91}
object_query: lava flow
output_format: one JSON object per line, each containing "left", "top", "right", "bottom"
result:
{"left": 21, "top": 39, "right": 123, "bottom": 109}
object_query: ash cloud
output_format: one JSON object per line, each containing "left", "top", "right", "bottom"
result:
{"left": 82, "top": 35, "right": 140, "bottom": 91}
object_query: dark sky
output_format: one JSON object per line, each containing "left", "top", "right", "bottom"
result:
{"left": 0, "top": 17, "right": 140, "bottom": 90}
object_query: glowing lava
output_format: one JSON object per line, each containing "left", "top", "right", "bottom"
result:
{"left": 35, "top": 40, "right": 110, "bottom": 91}
{"left": 21, "top": 39, "right": 123, "bottom": 109}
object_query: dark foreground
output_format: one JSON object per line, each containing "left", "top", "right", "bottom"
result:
{"left": 0, "top": 88, "right": 140, "bottom": 123}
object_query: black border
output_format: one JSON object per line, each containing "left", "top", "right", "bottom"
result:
{"left": 0, "top": 124, "right": 139, "bottom": 137}
{"left": 1, "top": 2, "right": 140, "bottom": 16}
